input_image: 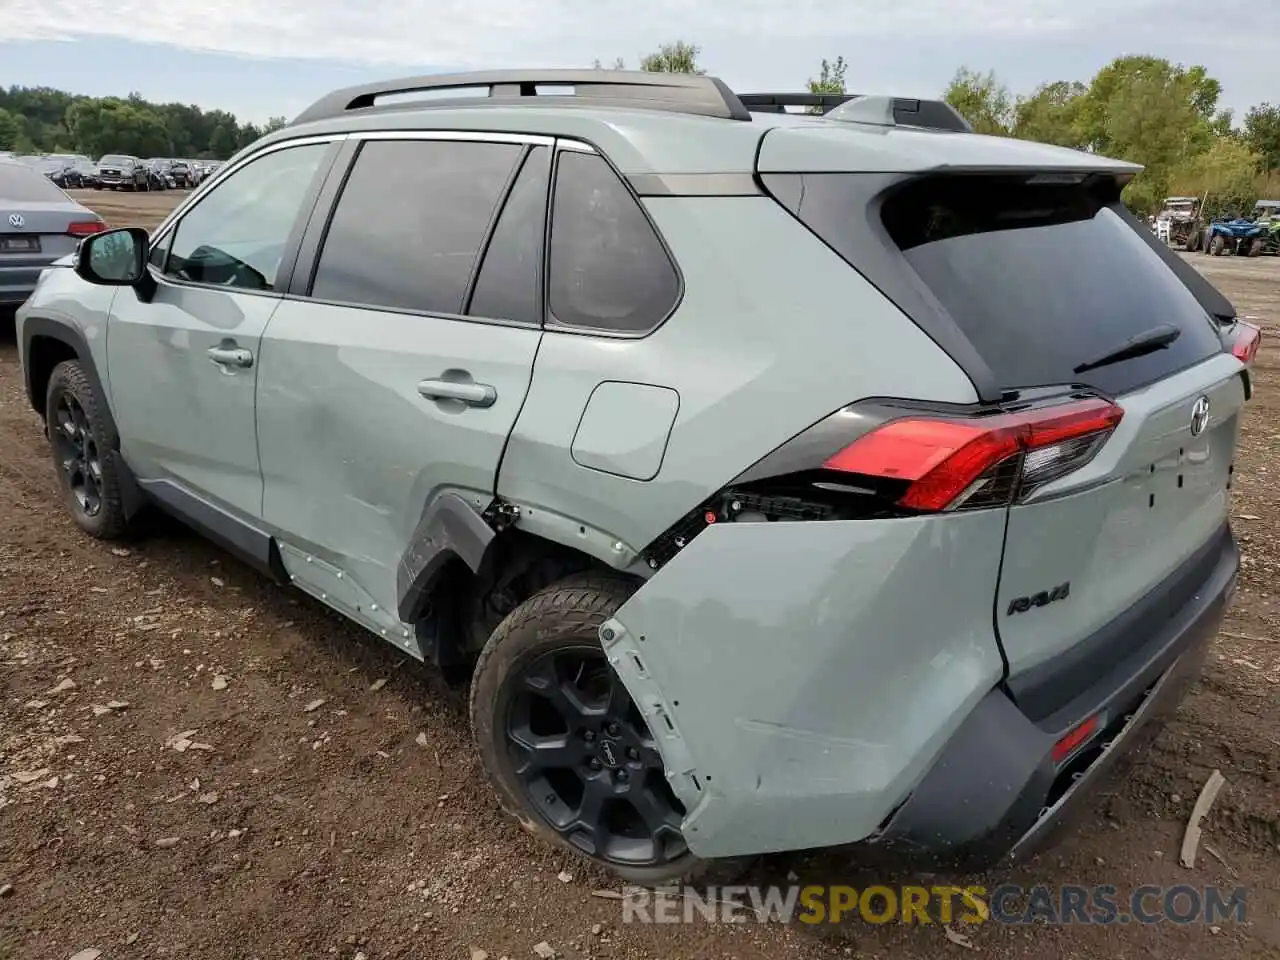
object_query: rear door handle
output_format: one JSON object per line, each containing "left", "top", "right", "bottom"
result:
{"left": 417, "top": 378, "right": 497, "bottom": 408}
{"left": 207, "top": 344, "right": 254, "bottom": 368}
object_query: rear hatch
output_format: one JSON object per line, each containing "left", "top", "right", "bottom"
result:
{"left": 757, "top": 125, "right": 1249, "bottom": 712}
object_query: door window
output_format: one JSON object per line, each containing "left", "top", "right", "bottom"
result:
{"left": 164, "top": 143, "right": 329, "bottom": 292}
{"left": 310, "top": 139, "right": 523, "bottom": 315}
{"left": 466, "top": 145, "right": 550, "bottom": 326}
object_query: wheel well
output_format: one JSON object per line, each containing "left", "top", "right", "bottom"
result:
{"left": 424, "top": 528, "right": 640, "bottom": 677}
{"left": 27, "top": 334, "right": 79, "bottom": 419}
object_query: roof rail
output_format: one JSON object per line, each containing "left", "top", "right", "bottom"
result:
{"left": 291, "top": 70, "right": 752, "bottom": 126}
{"left": 738, "top": 92, "right": 973, "bottom": 132}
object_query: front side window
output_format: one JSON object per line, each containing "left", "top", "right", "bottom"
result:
{"left": 547, "top": 150, "right": 680, "bottom": 334}
{"left": 310, "top": 139, "right": 522, "bottom": 314}
{"left": 164, "top": 143, "right": 329, "bottom": 292}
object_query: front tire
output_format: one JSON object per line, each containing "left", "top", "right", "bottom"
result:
{"left": 470, "top": 573, "right": 733, "bottom": 886}
{"left": 45, "top": 361, "right": 130, "bottom": 540}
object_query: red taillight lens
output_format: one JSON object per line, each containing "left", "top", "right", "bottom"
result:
{"left": 67, "top": 220, "right": 107, "bottom": 237}
{"left": 824, "top": 397, "right": 1124, "bottom": 512}
{"left": 1229, "top": 320, "right": 1261, "bottom": 365}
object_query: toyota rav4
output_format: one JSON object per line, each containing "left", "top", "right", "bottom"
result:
{"left": 16, "top": 70, "right": 1259, "bottom": 885}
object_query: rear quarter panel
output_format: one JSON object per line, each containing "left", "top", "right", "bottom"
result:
{"left": 497, "top": 195, "right": 979, "bottom": 558}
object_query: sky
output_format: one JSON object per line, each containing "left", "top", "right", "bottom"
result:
{"left": 1, "top": 0, "right": 1277, "bottom": 125}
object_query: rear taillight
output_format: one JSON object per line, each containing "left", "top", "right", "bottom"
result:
{"left": 1228, "top": 320, "right": 1261, "bottom": 365}
{"left": 823, "top": 397, "right": 1124, "bottom": 511}
{"left": 67, "top": 220, "right": 106, "bottom": 237}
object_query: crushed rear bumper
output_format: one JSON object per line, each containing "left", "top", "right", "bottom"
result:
{"left": 872, "top": 523, "right": 1237, "bottom": 866}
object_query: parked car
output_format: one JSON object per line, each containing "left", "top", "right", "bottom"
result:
{"left": 167, "top": 159, "right": 193, "bottom": 188}
{"left": 0, "top": 157, "right": 106, "bottom": 305}
{"left": 14, "top": 71, "right": 1260, "bottom": 885}
{"left": 95, "top": 155, "right": 149, "bottom": 191}
{"left": 144, "top": 160, "right": 173, "bottom": 191}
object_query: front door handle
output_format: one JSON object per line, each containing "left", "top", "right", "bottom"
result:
{"left": 207, "top": 344, "right": 254, "bottom": 368}
{"left": 417, "top": 378, "right": 497, "bottom": 408}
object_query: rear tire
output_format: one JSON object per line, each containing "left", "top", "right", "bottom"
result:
{"left": 44, "top": 361, "right": 131, "bottom": 540}
{"left": 470, "top": 572, "right": 751, "bottom": 886}
{"left": 1209, "top": 234, "right": 1224, "bottom": 256}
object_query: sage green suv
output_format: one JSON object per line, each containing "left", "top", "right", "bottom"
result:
{"left": 16, "top": 71, "right": 1259, "bottom": 884}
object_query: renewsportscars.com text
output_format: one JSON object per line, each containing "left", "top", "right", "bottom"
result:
{"left": 620, "top": 884, "right": 1248, "bottom": 926}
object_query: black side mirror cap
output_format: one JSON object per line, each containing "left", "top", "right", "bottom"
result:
{"left": 74, "top": 226, "right": 150, "bottom": 287}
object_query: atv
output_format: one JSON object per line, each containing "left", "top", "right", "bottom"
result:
{"left": 1246, "top": 200, "right": 1280, "bottom": 256}
{"left": 1199, "top": 215, "right": 1266, "bottom": 256}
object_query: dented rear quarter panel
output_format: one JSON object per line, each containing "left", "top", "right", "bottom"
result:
{"left": 600, "top": 508, "right": 1008, "bottom": 859}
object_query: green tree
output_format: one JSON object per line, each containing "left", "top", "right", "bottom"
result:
{"left": 1171, "top": 138, "right": 1263, "bottom": 219}
{"left": 65, "top": 98, "right": 171, "bottom": 157}
{"left": 1244, "top": 103, "right": 1280, "bottom": 172}
{"left": 807, "top": 56, "right": 848, "bottom": 114}
{"left": 944, "top": 67, "right": 1012, "bottom": 135}
{"left": 208, "top": 122, "right": 238, "bottom": 159}
{"left": 263, "top": 116, "right": 288, "bottom": 134}
{"left": 591, "top": 57, "right": 627, "bottom": 70}
{"left": 1012, "top": 81, "right": 1087, "bottom": 147}
{"left": 639, "top": 41, "right": 705, "bottom": 75}
{"left": 0, "top": 107, "right": 20, "bottom": 151}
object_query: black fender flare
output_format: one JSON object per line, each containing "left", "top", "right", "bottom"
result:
{"left": 21, "top": 314, "right": 146, "bottom": 520}
{"left": 396, "top": 493, "right": 496, "bottom": 624}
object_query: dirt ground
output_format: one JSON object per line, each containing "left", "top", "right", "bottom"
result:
{"left": 1, "top": 191, "right": 1277, "bottom": 960}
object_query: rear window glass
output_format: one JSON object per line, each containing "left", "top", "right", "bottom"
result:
{"left": 0, "top": 163, "right": 66, "bottom": 202}
{"left": 880, "top": 176, "right": 1223, "bottom": 394}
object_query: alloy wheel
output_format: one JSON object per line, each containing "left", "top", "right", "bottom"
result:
{"left": 505, "top": 646, "right": 688, "bottom": 868}
{"left": 51, "top": 392, "right": 103, "bottom": 518}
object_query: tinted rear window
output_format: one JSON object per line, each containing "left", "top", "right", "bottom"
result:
{"left": 885, "top": 176, "right": 1223, "bottom": 394}
{"left": 773, "top": 172, "right": 1224, "bottom": 396}
{"left": 0, "top": 163, "right": 66, "bottom": 202}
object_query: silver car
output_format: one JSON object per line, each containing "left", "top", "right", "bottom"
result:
{"left": 1, "top": 159, "right": 105, "bottom": 306}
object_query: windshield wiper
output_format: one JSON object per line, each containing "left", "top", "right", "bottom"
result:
{"left": 1073, "top": 323, "right": 1181, "bottom": 375}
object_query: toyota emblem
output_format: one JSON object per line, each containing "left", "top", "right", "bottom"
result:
{"left": 1189, "top": 396, "right": 1211, "bottom": 437}
{"left": 7, "top": 213, "right": 24, "bottom": 229}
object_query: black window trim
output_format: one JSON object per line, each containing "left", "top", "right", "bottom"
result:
{"left": 144, "top": 135, "right": 345, "bottom": 299}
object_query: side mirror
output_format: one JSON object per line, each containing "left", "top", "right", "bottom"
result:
{"left": 75, "top": 227, "right": 149, "bottom": 286}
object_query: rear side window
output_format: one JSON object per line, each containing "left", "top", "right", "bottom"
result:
{"left": 547, "top": 151, "right": 679, "bottom": 334}
{"left": 466, "top": 146, "right": 550, "bottom": 326}
{"left": 311, "top": 139, "right": 522, "bottom": 315}
{"left": 0, "top": 163, "right": 65, "bottom": 202}
{"left": 774, "top": 173, "right": 1223, "bottom": 396}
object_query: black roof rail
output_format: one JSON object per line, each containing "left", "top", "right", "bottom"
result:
{"left": 738, "top": 92, "right": 973, "bottom": 132}
{"left": 291, "top": 70, "right": 753, "bottom": 126}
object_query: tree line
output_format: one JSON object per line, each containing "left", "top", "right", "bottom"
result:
{"left": 0, "top": 85, "right": 287, "bottom": 160}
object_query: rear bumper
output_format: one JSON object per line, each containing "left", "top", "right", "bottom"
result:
{"left": 0, "top": 266, "right": 45, "bottom": 305}
{"left": 873, "top": 523, "right": 1237, "bottom": 867}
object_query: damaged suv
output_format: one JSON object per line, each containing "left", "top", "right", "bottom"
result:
{"left": 16, "top": 71, "right": 1259, "bottom": 884}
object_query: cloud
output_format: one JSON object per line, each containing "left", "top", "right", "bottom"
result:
{"left": 0, "top": 0, "right": 1219, "bottom": 68}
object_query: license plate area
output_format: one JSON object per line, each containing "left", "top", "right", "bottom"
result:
{"left": 0, "top": 235, "right": 40, "bottom": 253}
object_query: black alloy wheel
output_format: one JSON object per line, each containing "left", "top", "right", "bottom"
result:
{"left": 504, "top": 644, "right": 688, "bottom": 869}
{"left": 50, "top": 391, "right": 103, "bottom": 519}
